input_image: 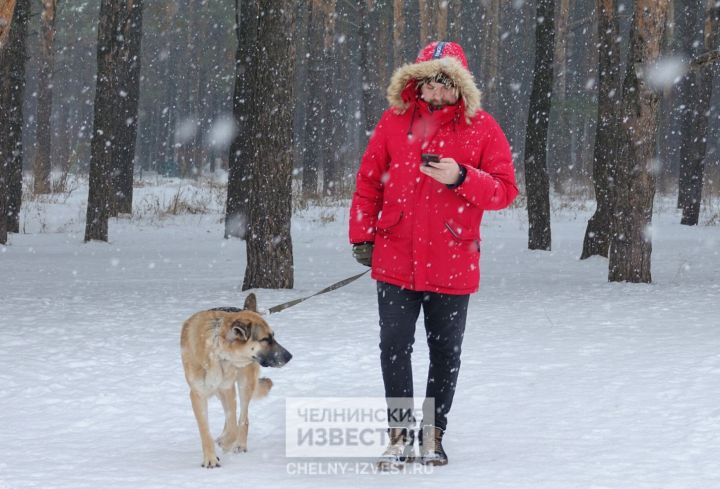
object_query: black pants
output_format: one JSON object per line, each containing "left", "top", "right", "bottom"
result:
{"left": 377, "top": 281, "right": 469, "bottom": 431}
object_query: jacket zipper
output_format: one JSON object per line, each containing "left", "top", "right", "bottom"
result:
{"left": 444, "top": 221, "right": 461, "bottom": 240}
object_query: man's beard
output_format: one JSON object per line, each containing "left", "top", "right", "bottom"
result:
{"left": 428, "top": 102, "right": 454, "bottom": 111}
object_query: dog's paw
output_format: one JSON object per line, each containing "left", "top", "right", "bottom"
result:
{"left": 217, "top": 434, "right": 238, "bottom": 452}
{"left": 201, "top": 455, "right": 221, "bottom": 468}
{"left": 233, "top": 445, "right": 247, "bottom": 454}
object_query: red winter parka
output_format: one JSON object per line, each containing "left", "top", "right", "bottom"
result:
{"left": 349, "top": 41, "right": 518, "bottom": 295}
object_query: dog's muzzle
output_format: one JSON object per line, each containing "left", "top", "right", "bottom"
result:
{"left": 257, "top": 344, "right": 292, "bottom": 368}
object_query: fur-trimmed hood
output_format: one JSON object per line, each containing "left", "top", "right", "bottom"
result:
{"left": 386, "top": 41, "right": 482, "bottom": 123}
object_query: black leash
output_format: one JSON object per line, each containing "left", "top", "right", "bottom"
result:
{"left": 267, "top": 269, "right": 370, "bottom": 315}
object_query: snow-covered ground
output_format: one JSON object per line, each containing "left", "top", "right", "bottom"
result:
{"left": 1, "top": 178, "right": 719, "bottom": 488}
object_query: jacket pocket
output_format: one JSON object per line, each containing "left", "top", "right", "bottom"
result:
{"left": 426, "top": 220, "right": 481, "bottom": 290}
{"left": 373, "top": 208, "right": 412, "bottom": 283}
{"left": 444, "top": 220, "right": 480, "bottom": 252}
{"left": 376, "top": 208, "right": 403, "bottom": 234}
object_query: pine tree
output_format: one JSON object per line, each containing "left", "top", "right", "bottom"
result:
{"left": 242, "top": 0, "right": 296, "bottom": 290}
{"left": 609, "top": 0, "right": 671, "bottom": 283}
{"left": 524, "top": 0, "right": 555, "bottom": 251}
{"left": 581, "top": 0, "right": 622, "bottom": 259}
{"left": 0, "top": 0, "right": 29, "bottom": 240}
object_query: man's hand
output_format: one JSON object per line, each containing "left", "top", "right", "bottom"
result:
{"left": 420, "top": 157, "right": 462, "bottom": 185}
{"left": 352, "top": 242, "right": 373, "bottom": 267}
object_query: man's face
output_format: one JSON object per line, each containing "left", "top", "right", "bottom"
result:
{"left": 420, "top": 81, "right": 459, "bottom": 110}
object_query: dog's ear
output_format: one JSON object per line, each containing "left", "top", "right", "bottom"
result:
{"left": 243, "top": 293, "right": 257, "bottom": 312}
{"left": 227, "top": 319, "right": 252, "bottom": 342}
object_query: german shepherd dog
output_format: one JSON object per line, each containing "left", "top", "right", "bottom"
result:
{"left": 181, "top": 293, "right": 292, "bottom": 468}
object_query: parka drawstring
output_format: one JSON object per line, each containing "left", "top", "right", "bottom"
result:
{"left": 407, "top": 104, "right": 418, "bottom": 137}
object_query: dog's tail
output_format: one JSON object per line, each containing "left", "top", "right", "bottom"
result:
{"left": 253, "top": 377, "right": 273, "bottom": 399}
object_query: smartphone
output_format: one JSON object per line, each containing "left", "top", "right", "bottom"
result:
{"left": 421, "top": 153, "right": 440, "bottom": 167}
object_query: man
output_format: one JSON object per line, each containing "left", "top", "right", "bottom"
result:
{"left": 349, "top": 41, "right": 518, "bottom": 468}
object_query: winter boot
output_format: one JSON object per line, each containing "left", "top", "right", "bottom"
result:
{"left": 377, "top": 427, "right": 415, "bottom": 470}
{"left": 419, "top": 425, "right": 448, "bottom": 466}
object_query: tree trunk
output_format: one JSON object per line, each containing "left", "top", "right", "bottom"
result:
{"left": 417, "top": 0, "right": 445, "bottom": 43}
{"left": 435, "top": 0, "right": 448, "bottom": 39}
{"left": 0, "top": 0, "right": 28, "bottom": 236}
{"left": 54, "top": 100, "right": 71, "bottom": 174}
{"left": 112, "top": 0, "right": 143, "bottom": 215}
{"left": 300, "top": 1, "right": 318, "bottom": 197}
{"left": 377, "top": 2, "right": 393, "bottom": 106}
{"left": 195, "top": 1, "right": 209, "bottom": 176}
{"left": 359, "top": 0, "right": 389, "bottom": 141}
{"left": 0, "top": 165, "right": 5, "bottom": 244}
{"left": 242, "top": 0, "right": 295, "bottom": 290}
{"left": 292, "top": 1, "right": 310, "bottom": 178}
{"left": 482, "top": 0, "right": 500, "bottom": 111}
{"left": 33, "top": 0, "right": 58, "bottom": 195}
{"left": 188, "top": 0, "right": 205, "bottom": 179}
{"left": 418, "top": 0, "right": 431, "bottom": 45}
{"left": 447, "top": 0, "right": 463, "bottom": 43}
{"left": 548, "top": 0, "right": 570, "bottom": 193}
{"left": 608, "top": 0, "right": 670, "bottom": 283}
{"left": 359, "top": 0, "right": 372, "bottom": 138}
{"left": 158, "top": 3, "right": 177, "bottom": 176}
{"left": 675, "top": 0, "right": 703, "bottom": 210}
{"left": 320, "top": 1, "right": 340, "bottom": 197}
{"left": 524, "top": 0, "right": 555, "bottom": 251}
{"left": 85, "top": 0, "right": 133, "bottom": 242}
{"left": 581, "top": 0, "right": 622, "bottom": 259}
{"left": 0, "top": 0, "right": 17, "bottom": 48}
{"left": 325, "top": 0, "right": 352, "bottom": 196}
{"left": 303, "top": 0, "right": 336, "bottom": 198}
{"left": 393, "top": 0, "right": 405, "bottom": 68}
{"left": 0, "top": 0, "right": 13, "bottom": 242}
{"left": 225, "top": 0, "right": 259, "bottom": 238}
{"left": 656, "top": 0, "right": 676, "bottom": 192}
{"left": 680, "top": 0, "right": 719, "bottom": 225}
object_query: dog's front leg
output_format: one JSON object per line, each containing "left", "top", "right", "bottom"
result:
{"left": 190, "top": 390, "right": 221, "bottom": 468}
{"left": 216, "top": 385, "right": 239, "bottom": 452}
{"left": 235, "top": 376, "right": 256, "bottom": 453}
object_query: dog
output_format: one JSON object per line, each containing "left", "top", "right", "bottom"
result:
{"left": 181, "top": 293, "right": 292, "bottom": 468}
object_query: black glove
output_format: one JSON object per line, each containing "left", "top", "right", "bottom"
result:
{"left": 352, "top": 242, "right": 374, "bottom": 267}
